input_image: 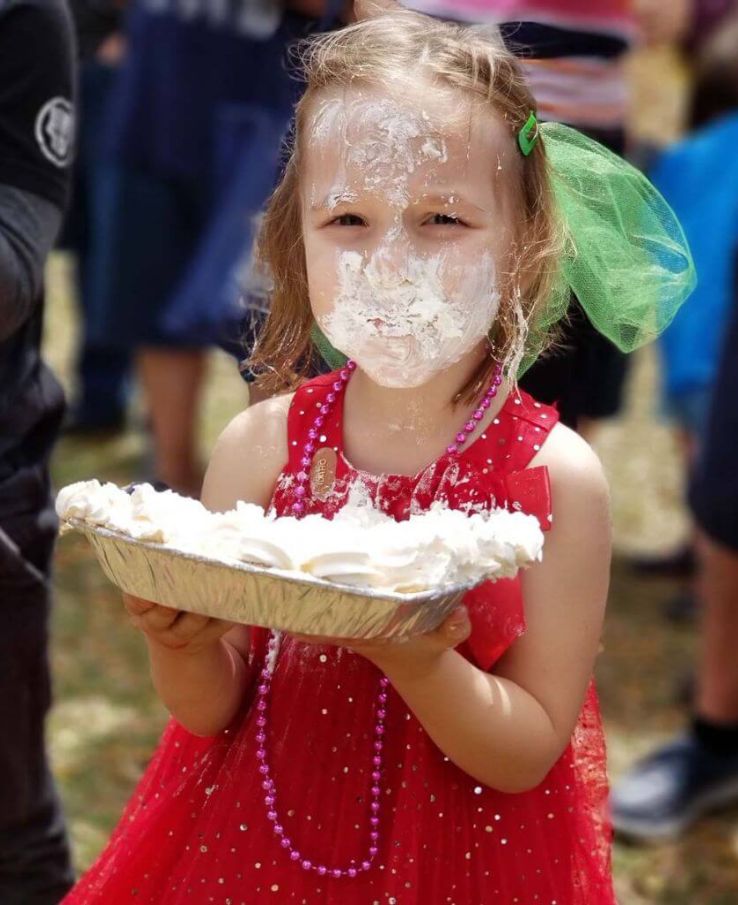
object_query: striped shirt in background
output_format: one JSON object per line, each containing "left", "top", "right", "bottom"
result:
{"left": 405, "top": 1, "right": 636, "bottom": 132}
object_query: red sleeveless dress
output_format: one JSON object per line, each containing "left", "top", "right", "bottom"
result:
{"left": 63, "top": 373, "right": 615, "bottom": 904}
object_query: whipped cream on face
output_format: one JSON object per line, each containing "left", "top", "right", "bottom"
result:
{"left": 319, "top": 247, "right": 500, "bottom": 389}
{"left": 57, "top": 480, "right": 544, "bottom": 592}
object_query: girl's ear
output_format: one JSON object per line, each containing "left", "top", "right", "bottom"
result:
{"left": 354, "top": 0, "right": 399, "bottom": 20}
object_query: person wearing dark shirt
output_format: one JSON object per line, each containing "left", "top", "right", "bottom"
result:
{"left": 611, "top": 260, "right": 738, "bottom": 842}
{"left": 0, "top": 0, "right": 76, "bottom": 900}
{"left": 611, "top": 9, "right": 738, "bottom": 843}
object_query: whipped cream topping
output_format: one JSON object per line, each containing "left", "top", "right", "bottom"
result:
{"left": 57, "top": 480, "right": 544, "bottom": 592}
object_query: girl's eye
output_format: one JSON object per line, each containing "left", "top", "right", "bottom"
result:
{"left": 330, "top": 213, "right": 365, "bottom": 227}
{"left": 429, "top": 213, "right": 463, "bottom": 226}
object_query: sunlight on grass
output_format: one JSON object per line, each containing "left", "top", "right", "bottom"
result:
{"left": 50, "top": 697, "right": 140, "bottom": 773}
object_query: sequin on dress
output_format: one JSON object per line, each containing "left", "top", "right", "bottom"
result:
{"left": 63, "top": 373, "right": 615, "bottom": 904}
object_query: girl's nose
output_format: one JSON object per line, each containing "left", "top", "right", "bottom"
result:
{"left": 371, "top": 230, "right": 413, "bottom": 279}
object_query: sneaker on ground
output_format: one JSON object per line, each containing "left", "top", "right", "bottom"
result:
{"left": 610, "top": 733, "right": 738, "bottom": 842}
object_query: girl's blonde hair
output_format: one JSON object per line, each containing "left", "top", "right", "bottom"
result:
{"left": 248, "top": 4, "right": 564, "bottom": 402}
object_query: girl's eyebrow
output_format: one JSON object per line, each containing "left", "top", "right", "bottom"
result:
{"left": 309, "top": 190, "right": 492, "bottom": 215}
{"left": 418, "top": 191, "right": 491, "bottom": 215}
{"left": 311, "top": 191, "right": 362, "bottom": 212}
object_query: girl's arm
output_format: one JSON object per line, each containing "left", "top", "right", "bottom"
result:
{"left": 130, "top": 394, "right": 292, "bottom": 737}
{"left": 362, "top": 424, "right": 611, "bottom": 793}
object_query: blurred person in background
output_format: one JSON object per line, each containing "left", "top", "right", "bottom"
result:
{"left": 645, "top": 11, "right": 738, "bottom": 615}
{"left": 642, "top": 0, "right": 733, "bottom": 52}
{"left": 611, "top": 8, "right": 738, "bottom": 842}
{"left": 611, "top": 245, "right": 738, "bottom": 842}
{"left": 59, "top": 0, "right": 131, "bottom": 436}
{"left": 0, "top": 0, "right": 76, "bottom": 900}
{"left": 627, "top": 0, "right": 738, "bottom": 586}
{"left": 90, "top": 0, "right": 340, "bottom": 497}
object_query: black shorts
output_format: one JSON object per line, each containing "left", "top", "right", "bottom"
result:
{"left": 519, "top": 126, "right": 629, "bottom": 428}
{"left": 519, "top": 303, "right": 628, "bottom": 428}
{"left": 91, "top": 166, "right": 210, "bottom": 350}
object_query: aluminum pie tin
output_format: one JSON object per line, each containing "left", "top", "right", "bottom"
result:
{"left": 65, "top": 519, "right": 475, "bottom": 639}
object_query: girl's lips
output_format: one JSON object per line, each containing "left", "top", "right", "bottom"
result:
{"left": 368, "top": 318, "right": 404, "bottom": 333}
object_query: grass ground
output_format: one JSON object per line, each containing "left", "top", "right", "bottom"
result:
{"left": 44, "top": 255, "right": 738, "bottom": 903}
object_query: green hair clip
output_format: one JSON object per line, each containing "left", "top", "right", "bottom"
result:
{"left": 518, "top": 112, "right": 539, "bottom": 157}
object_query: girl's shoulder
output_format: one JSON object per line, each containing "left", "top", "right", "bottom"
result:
{"left": 289, "top": 371, "right": 339, "bottom": 402}
{"left": 201, "top": 392, "right": 295, "bottom": 512}
{"left": 529, "top": 420, "right": 609, "bottom": 510}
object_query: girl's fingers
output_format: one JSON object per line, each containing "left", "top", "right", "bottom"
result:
{"left": 166, "top": 611, "right": 211, "bottom": 641}
{"left": 138, "top": 604, "right": 180, "bottom": 633}
{"left": 160, "top": 614, "right": 234, "bottom": 648}
{"left": 124, "top": 595, "right": 235, "bottom": 649}
{"left": 123, "top": 594, "right": 158, "bottom": 617}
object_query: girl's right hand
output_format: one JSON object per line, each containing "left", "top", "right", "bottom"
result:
{"left": 123, "top": 593, "right": 235, "bottom": 654}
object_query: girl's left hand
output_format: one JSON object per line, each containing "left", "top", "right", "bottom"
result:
{"left": 290, "top": 605, "right": 472, "bottom": 680}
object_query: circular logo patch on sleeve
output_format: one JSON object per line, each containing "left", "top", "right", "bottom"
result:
{"left": 34, "top": 97, "right": 75, "bottom": 167}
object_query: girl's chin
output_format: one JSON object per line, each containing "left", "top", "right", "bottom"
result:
{"left": 357, "top": 363, "right": 436, "bottom": 389}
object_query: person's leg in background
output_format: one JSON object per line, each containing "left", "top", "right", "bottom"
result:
{"left": 137, "top": 346, "right": 206, "bottom": 496}
{"left": 611, "top": 265, "right": 738, "bottom": 841}
{"left": 134, "top": 171, "right": 210, "bottom": 498}
{"left": 632, "top": 391, "right": 712, "bottom": 622}
{"left": 609, "top": 535, "right": 738, "bottom": 841}
{"left": 687, "top": 272, "right": 738, "bottom": 762}
{"left": 65, "top": 59, "right": 130, "bottom": 435}
{"left": 0, "top": 472, "right": 74, "bottom": 904}
{"left": 696, "top": 535, "right": 738, "bottom": 726}
{"left": 96, "top": 166, "right": 210, "bottom": 496}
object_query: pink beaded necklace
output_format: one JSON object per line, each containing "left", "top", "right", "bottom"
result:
{"left": 256, "top": 358, "right": 503, "bottom": 878}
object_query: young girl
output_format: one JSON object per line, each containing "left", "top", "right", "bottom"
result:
{"left": 62, "top": 5, "right": 692, "bottom": 903}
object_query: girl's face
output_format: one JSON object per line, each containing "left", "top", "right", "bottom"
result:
{"left": 301, "top": 84, "right": 518, "bottom": 389}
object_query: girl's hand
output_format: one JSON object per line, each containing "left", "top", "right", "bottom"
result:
{"left": 123, "top": 594, "right": 235, "bottom": 655}
{"left": 291, "top": 605, "right": 472, "bottom": 680}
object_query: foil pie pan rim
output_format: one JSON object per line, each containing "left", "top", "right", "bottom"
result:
{"left": 63, "top": 517, "right": 478, "bottom": 603}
